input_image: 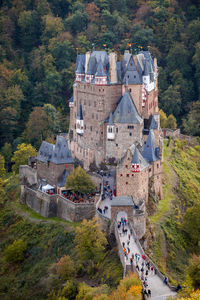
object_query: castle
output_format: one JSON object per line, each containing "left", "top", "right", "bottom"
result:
{"left": 68, "top": 50, "right": 163, "bottom": 203}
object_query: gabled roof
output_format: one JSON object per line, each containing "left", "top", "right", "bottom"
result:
{"left": 77, "top": 104, "right": 83, "bottom": 120}
{"left": 37, "top": 136, "right": 74, "bottom": 165}
{"left": 149, "top": 115, "right": 158, "bottom": 129}
{"left": 87, "top": 56, "right": 97, "bottom": 75}
{"left": 75, "top": 54, "right": 85, "bottom": 73}
{"left": 129, "top": 144, "right": 149, "bottom": 171}
{"left": 95, "top": 59, "right": 107, "bottom": 77}
{"left": 112, "top": 92, "right": 143, "bottom": 124}
{"left": 111, "top": 195, "right": 134, "bottom": 207}
{"left": 131, "top": 147, "right": 140, "bottom": 164}
{"left": 76, "top": 59, "right": 85, "bottom": 74}
{"left": 142, "top": 130, "right": 159, "bottom": 162}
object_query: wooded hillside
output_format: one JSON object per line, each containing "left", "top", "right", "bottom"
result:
{"left": 0, "top": 0, "right": 200, "bottom": 156}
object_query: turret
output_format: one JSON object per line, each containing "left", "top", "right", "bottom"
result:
{"left": 95, "top": 59, "right": 107, "bottom": 85}
{"left": 76, "top": 104, "right": 84, "bottom": 135}
{"left": 131, "top": 147, "right": 140, "bottom": 172}
{"left": 107, "top": 112, "right": 115, "bottom": 140}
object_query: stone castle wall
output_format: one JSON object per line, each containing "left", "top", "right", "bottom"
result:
{"left": 36, "top": 161, "right": 74, "bottom": 186}
{"left": 105, "top": 122, "right": 143, "bottom": 161}
{"left": 21, "top": 185, "right": 96, "bottom": 222}
{"left": 116, "top": 152, "right": 149, "bottom": 205}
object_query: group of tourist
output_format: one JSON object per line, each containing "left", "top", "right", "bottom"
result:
{"left": 61, "top": 190, "right": 95, "bottom": 204}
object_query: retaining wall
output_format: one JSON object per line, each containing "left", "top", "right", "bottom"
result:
{"left": 21, "top": 186, "right": 96, "bottom": 222}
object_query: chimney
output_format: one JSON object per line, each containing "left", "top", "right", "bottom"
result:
{"left": 109, "top": 52, "right": 118, "bottom": 83}
{"left": 85, "top": 51, "right": 91, "bottom": 74}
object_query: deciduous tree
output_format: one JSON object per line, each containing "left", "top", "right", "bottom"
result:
{"left": 11, "top": 143, "right": 37, "bottom": 173}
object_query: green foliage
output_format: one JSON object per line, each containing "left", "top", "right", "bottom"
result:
{"left": 66, "top": 166, "right": 96, "bottom": 194}
{"left": 4, "top": 239, "right": 27, "bottom": 263}
{"left": 1, "top": 143, "right": 12, "bottom": 170}
{"left": 56, "top": 255, "right": 75, "bottom": 281}
{"left": 165, "top": 114, "right": 177, "bottom": 129}
{"left": 0, "top": 154, "right": 6, "bottom": 177}
{"left": 187, "top": 255, "right": 200, "bottom": 289}
{"left": 75, "top": 218, "right": 107, "bottom": 268}
{"left": 11, "top": 143, "right": 37, "bottom": 173}
{"left": 182, "top": 203, "right": 200, "bottom": 247}
{"left": 182, "top": 101, "right": 200, "bottom": 136}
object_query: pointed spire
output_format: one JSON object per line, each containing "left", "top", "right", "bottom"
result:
{"left": 108, "top": 112, "right": 114, "bottom": 125}
{"left": 142, "top": 130, "right": 159, "bottom": 162}
{"left": 131, "top": 147, "right": 140, "bottom": 164}
{"left": 149, "top": 116, "right": 158, "bottom": 130}
{"left": 95, "top": 59, "right": 107, "bottom": 77}
{"left": 77, "top": 104, "right": 83, "bottom": 120}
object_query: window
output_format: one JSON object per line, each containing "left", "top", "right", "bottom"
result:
{"left": 127, "top": 125, "right": 134, "bottom": 129}
{"left": 116, "top": 144, "right": 118, "bottom": 147}
{"left": 129, "top": 88, "right": 132, "bottom": 92}
{"left": 90, "top": 126, "right": 92, "bottom": 131}
{"left": 94, "top": 102, "right": 96, "bottom": 107}
{"left": 116, "top": 128, "right": 118, "bottom": 133}
{"left": 92, "top": 113, "right": 94, "bottom": 119}
{"left": 89, "top": 101, "right": 90, "bottom": 106}
{"left": 157, "top": 163, "right": 159, "bottom": 168}
{"left": 126, "top": 165, "right": 128, "bottom": 168}
{"left": 132, "top": 174, "right": 134, "bottom": 177}
{"left": 126, "top": 174, "right": 129, "bottom": 177}
{"left": 134, "top": 75, "right": 136, "bottom": 78}
{"left": 126, "top": 182, "right": 128, "bottom": 185}
{"left": 149, "top": 168, "right": 151, "bottom": 172}
{"left": 120, "top": 174, "right": 123, "bottom": 177}
{"left": 84, "top": 125, "right": 86, "bottom": 129}
{"left": 96, "top": 114, "right": 98, "bottom": 120}
{"left": 129, "top": 132, "right": 132, "bottom": 136}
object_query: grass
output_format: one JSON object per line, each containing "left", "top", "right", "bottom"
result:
{"left": 150, "top": 139, "right": 176, "bottom": 224}
{"left": 14, "top": 201, "right": 81, "bottom": 229}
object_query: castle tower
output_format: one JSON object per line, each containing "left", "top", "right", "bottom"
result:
{"left": 107, "top": 112, "right": 115, "bottom": 140}
{"left": 76, "top": 104, "right": 84, "bottom": 135}
{"left": 95, "top": 59, "right": 108, "bottom": 85}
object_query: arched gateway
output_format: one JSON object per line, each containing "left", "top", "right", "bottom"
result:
{"left": 111, "top": 196, "right": 134, "bottom": 224}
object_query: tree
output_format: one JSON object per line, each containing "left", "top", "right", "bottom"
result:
{"left": 41, "top": 14, "right": 64, "bottom": 44}
{"left": 187, "top": 255, "right": 200, "bottom": 289}
{"left": 4, "top": 239, "right": 27, "bottom": 263}
{"left": 166, "top": 114, "right": 177, "bottom": 129}
{"left": 75, "top": 218, "right": 107, "bottom": 268}
{"left": 66, "top": 166, "right": 96, "bottom": 194}
{"left": 85, "top": 3, "right": 100, "bottom": 22}
{"left": 11, "top": 143, "right": 37, "bottom": 173}
{"left": 159, "top": 109, "right": 167, "bottom": 128}
{"left": 182, "top": 101, "right": 200, "bottom": 136}
{"left": 160, "top": 85, "right": 181, "bottom": 120}
{"left": 56, "top": 256, "right": 75, "bottom": 281}
{"left": 1, "top": 142, "right": 12, "bottom": 171}
{"left": 0, "top": 154, "right": 6, "bottom": 177}
{"left": 182, "top": 202, "right": 200, "bottom": 247}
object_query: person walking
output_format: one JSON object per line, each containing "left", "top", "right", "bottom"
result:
{"left": 148, "top": 289, "right": 151, "bottom": 297}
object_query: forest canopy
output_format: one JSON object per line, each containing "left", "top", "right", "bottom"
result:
{"left": 0, "top": 0, "right": 200, "bottom": 157}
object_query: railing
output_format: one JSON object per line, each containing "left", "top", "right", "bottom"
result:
{"left": 128, "top": 222, "right": 177, "bottom": 291}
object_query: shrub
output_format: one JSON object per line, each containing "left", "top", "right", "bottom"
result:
{"left": 56, "top": 255, "right": 75, "bottom": 280}
{"left": 4, "top": 239, "right": 27, "bottom": 263}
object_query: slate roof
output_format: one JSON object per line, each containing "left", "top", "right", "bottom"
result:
{"left": 69, "top": 96, "right": 73, "bottom": 103}
{"left": 111, "top": 195, "right": 134, "bottom": 207}
{"left": 136, "top": 51, "right": 155, "bottom": 78}
{"left": 86, "top": 51, "right": 109, "bottom": 76}
{"left": 112, "top": 92, "right": 143, "bottom": 124}
{"left": 142, "top": 130, "right": 159, "bottom": 162}
{"left": 130, "top": 144, "right": 149, "bottom": 171}
{"left": 57, "top": 169, "right": 69, "bottom": 187}
{"left": 149, "top": 115, "right": 158, "bottom": 129}
{"left": 95, "top": 59, "right": 107, "bottom": 77}
{"left": 77, "top": 104, "right": 83, "bottom": 120}
{"left": 37, "top": 136, "right": 74, "bottom": 165}
{"left": 75, "top": 54, "right": 85, "bottom": 73}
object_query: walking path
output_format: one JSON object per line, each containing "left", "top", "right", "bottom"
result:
{"left": 97, "top": 169, "right": 176, "bottom": 299}
{"left": 116, "top": 220, "right": 176, "bottom": 299}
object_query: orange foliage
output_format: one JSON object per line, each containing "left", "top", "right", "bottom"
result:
{"left": 85, "top": 3, "right": 100, "bottom": 22}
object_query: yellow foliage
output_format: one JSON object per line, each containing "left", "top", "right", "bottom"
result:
{"left": 128, "top": 285, "right": 142, "bottom": 296}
